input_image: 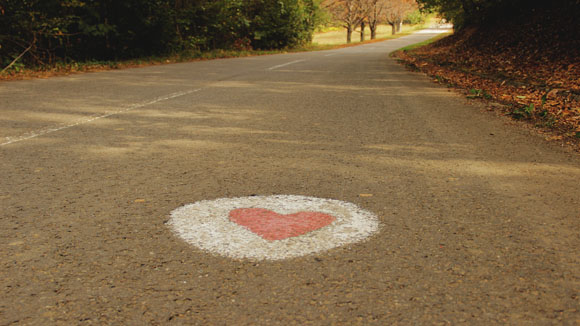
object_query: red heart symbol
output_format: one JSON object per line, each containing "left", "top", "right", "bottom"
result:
{"left": 229, "top": 208, "right": 336, "bottom": 241}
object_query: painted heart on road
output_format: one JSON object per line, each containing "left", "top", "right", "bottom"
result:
{"left": 167, "top": 195, "right": 380, "bottom": 260}
{"left": 229, "top": 208, "right": 335, "bottom": 241}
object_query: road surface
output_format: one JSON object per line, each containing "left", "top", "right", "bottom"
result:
{"left": 1, "top": 30, "right": 579, "bottom": 325}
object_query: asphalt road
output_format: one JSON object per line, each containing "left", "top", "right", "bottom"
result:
{"left": 1, "top": 30, "right": 579, "bottom": 325}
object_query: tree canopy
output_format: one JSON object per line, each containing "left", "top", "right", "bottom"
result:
{"left": 416, "top": 0, "right": 580, "bottom": 29}
{"left": 0, "top": 0, "right": 322, "bottom": 69}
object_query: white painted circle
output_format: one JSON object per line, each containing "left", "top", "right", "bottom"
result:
{"left": 167, "top": 195, "right": 380, "bottom": 260}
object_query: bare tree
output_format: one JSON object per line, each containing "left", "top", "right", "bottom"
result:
{"left": 324, "top": 0, "right": 372, "bottom": 43}
{"left": 367, "top": 0, "right": 388, "bottom": 39}
{"left": 324, "top": 0, "right": 416, "bottom": 42}
{"left": 384, "top": 0, "right": 417, "bottom": 35}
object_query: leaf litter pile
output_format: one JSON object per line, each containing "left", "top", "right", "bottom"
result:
{"left": 394, "top": 5, "right": 580, "bottom": 149}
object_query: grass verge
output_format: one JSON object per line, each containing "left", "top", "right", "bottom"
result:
{"left": 312, "top": 23, "right": 429, "bottom": 45}
{"left": 391, "top": 32, "right": 453, "bottom": 54}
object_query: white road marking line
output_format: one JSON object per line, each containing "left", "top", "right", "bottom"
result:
{"left": 1, "top": 88, "right": 202, "bottom": 146}
{"left": 324, "top": 53, "right": 338, "bottom": 57}
{"left": 267, "top": 59, "right": 306, "bottom": 71}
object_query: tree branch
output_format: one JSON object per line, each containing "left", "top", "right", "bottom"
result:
{"left": 1, "top": 36, "right": 35, "bottom": 74}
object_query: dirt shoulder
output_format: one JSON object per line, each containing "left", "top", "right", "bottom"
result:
{"left": 392, "top": 6, "right": 580, "bottom": 150}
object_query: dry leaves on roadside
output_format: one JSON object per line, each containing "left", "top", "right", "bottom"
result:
{"left": 393, "top": 7, "right": 580, "bottom": 149}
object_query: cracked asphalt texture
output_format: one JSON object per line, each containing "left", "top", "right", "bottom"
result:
{"left": 1, "top": 30, "right": 579, "bottom": 325}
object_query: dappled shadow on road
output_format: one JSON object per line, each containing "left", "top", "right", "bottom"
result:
{"left": 3, "top": 27, "right": 580, "bottom": 326}
{"left": 36, "top": 66, "right": 578, "bottom": 229}
{"left": 0, "top": 71, "right": 450, "bottom": 142}
{"left": 3, "top": 51, "right": 579, "bottom": 202}
{"left": 9, "top": 68, "right": 574, "bottom": 198}
{"left": 2, "top": 54, "right": 580, "bottom": 326}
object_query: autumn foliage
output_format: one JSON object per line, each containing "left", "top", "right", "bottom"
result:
{"left": 323, "top": 0, "right": 418, "bottom": 43}
{"left": 395, "top": 1, "right": 580, "bottom": 146}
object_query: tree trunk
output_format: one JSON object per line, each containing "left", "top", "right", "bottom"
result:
{"left": 396, "top": 20, "right": 402, "bottom": 32}
{"left": 346, "top": 26, "right": 352, "bottom": 43}
{"left": 390, "top": 23, "right": 396, "bottom": 35}
{"left": 360, "top": 21, "right": 365, "bottom": 42}
{"left": 368, "top": 20, "right": 377, "bottom": 40}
